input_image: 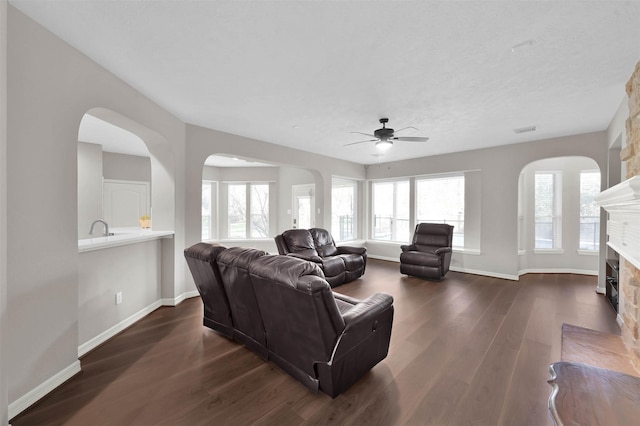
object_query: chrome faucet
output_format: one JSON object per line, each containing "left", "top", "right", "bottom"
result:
{"left": 89, "top": 219, "right": 113, "bottom": 237}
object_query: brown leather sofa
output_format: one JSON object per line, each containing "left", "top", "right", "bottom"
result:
{"left": 274, "top": 228, "right": 367, "bottom": 287}
{"left": 184, "top": 242, "right": 393, "bottom": 398}
{"left": 400, "top": 223, "right": 454, "bottom": 280}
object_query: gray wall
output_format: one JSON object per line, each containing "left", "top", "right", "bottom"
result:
{"left": 518, "top": 156, "right": 600, "bottom": 274}
{"left": 77, "top": 142, "right": 103, "bottom": 239}
{"left": 0, "top": 0, "right": 7, "bottom": 423}
{"left": 7, "top": 6, "right": 186, "bottom": 410}
{"left": 103, "top": 151, "right": 151, "bottom": 182}
{"left": 78, "top": 146, "right": 152, "bottom": 238}
{"left": 184, "top": 123, "right": 366, "bottom": 262}
{"left": 365, "top": 131, "right": 608, "bottom": 279}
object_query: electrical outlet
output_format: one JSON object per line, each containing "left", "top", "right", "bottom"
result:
{"left": 115, "top": 292, "right": 123, "bottom": 305}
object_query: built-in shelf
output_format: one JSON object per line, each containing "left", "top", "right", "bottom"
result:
{"left": 595, "top": 176, "right": 640, "bottom": 271}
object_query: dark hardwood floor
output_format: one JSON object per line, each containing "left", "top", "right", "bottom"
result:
{"left": 11, "top": 259, "right": 619, "bottom": 425}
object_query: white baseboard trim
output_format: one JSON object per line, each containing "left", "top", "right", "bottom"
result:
{"left": 518, "top": 268, "right": 598, "bottom": 277}
{"left": 368, "top": 254, "right": 400, "bottom": 263}
{"left": 78, "top": 300, "right": 162, "bottom": 357}
{"left": 368, "top": 255, "right": 519, "bottom": 281}
{"left": 8, "top": 360, "right": 81, "bottom": 420}
{"left": 161, "top": 290, "right": 199, "bottom": 307}
{"left": 450, "top": 266, "right": 519, "bottom": 281}
{"left": 596, "top": 285, "right": 606, "bottom": 294}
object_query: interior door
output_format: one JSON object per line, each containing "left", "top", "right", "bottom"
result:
{"left": 292, "top": 184, "right": 315, "bottom": 229}
{"left": 103, "top": 179, "right": 151, "bottom": 228}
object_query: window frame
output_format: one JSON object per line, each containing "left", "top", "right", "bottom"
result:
{"left": 578, "top": 170, "right": 601, "bottom": 252}
{"left": 370, "top": 179, "right": 411, "bottom": 243}
{"left": 225, "top": 182, "right": 271, "bottom": 240}
{"left": 534, "top": 171, "right": 562, "bottom": 251}
{"left": 415, "top": 173, "right": 465, "bottom": 248}
{"left": 331, "top": 178, "right": 358, "bottom": 242}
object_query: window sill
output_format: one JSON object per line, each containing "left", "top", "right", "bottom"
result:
{"left": 577, "top": 250, "right": 599, "bottom": 256}
{"left": 533, "top": 248, "right": 565, "bottom": 254}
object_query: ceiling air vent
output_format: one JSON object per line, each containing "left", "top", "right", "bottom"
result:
{"left": 514, "top": 125, "right": 537, "bottom": 134}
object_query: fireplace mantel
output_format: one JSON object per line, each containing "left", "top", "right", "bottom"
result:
{"left": 596, "top": 176, "right": 640, "bottom": 270}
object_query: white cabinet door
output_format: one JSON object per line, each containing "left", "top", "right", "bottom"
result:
{"left": 103, "top": 179, "right": 150, "bottom": 228}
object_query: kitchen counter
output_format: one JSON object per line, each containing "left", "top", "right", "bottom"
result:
{"left": 78, "top": 228, "right": 174, "bottom": 253}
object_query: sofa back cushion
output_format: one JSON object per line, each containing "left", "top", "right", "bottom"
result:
{"left": 281, "top": 229, "right": 319, "bottom": 256}
{"left": 249, "top": 255, "right": 345, "bottom": 375}
{"left": 184, "top": 242, "right": 232, "bottom": 330}
{"left": 310, "top": 228, "right": 338, "bottom": 257}
{"left": 413, "top": 223, "right": 453, "bottom": 252}
{"left": 217, "top": 247, "right": 269, "bottom": 346}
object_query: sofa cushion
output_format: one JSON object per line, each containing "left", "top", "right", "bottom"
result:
{"left": 282, "top": 229, "right": 319, "bottom": 256}
{"left": 339, "top": 253, "right": 364, "bottom": 272}
{"left": 321, "top": 256, "right": 346, "bottom": 278}
{"left": 310, "top": 228, "right": 338, "bottom": 257}
{"left": 400, "top": 251, "right": 441, "bottom": 267}
{"left": 249, "top": 254, "right": 324, "bottom": 288}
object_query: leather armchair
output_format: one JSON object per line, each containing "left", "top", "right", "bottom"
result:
{"left": 274, "top": 228, "right": 367, "bottom": 287}
{"left": 248, "top": 254, "right": 394, "bottom": 398}
{"left": 184, "top": 242, "right": 234, "bottom": 337}
{"left": 400, "top": 223, "right": 454, "bottom": 280}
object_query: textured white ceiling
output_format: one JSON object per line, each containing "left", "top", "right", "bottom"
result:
{"left": 11, "top": 0, "right": 640, "bottom": 164}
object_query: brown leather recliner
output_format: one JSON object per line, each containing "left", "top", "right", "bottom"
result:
{"left": 274, "top": 228, "right": 367, "bottom": 287}
{"left": 400, "top": 223, "right": 454, "bottom": 280}
{"left": 183, "top": 242, "right": 234, "bottom": 337}
{"left": 248, "top": 254, "right": 394, "bottom": 398}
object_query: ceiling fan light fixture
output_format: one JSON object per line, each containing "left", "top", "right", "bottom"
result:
{"left": 376, "top": 140, "right": 393, "bottom": 151}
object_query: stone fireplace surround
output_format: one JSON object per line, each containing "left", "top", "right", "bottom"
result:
{"left": 596, "top": 60, "right": 640, "bottom": 373}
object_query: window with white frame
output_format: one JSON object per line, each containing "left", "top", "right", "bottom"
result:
{"left": 332, "top": 178, "right": 357, "bottom": 242}
{"left": 202, "top": 181, "right": 215, "bottom": 240}
{"left": 372, "top": 180, "right": 410, "bottom": 242}
{"left": 579, "top": 170, "right": 600, "bottom": 251}
{"left": 534, "top": 172, "right": 562, "bottom": 249}
{"left": 227, "top": 183, "right": 269, "bottom": 239}
{"left": 416, "top": 175, "right": 465, "bottom": 247}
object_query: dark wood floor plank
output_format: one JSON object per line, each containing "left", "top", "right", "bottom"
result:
{"left": 10, "top": 262, "right": 619, "bottom": 426}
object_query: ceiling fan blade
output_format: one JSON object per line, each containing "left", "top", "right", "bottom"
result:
{"left": 350, "top": 131, "right": 376, "bottom": 138}
{"left": 392, "top": 136, "right": 429, "bottom": 142}
{"left": 344, "top": 139, "right": 377, "bottom": 147}
{"left": 394, "top": 126, "right": 419, "bottom": 134}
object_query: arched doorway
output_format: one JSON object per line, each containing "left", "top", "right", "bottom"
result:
{"left": 517, "top": 156, "right": 602, "bottom": 276}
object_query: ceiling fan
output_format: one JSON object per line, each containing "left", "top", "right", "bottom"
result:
{"left": 345, "top": 118, "right": 429, "bottom": 151}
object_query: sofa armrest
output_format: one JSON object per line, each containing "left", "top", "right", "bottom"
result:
{"left": 400, "top": 244, "right": 415, "bottom": 252}
{"left": 434, "top": 247, "right": 452, "bottom": 255}
{"left": 286, "top": 252, "right": 323, "bottom": 263}
{"left": 337, "top": 246, "right": 367, "bottom": 256}
{"left": 333, "top": 292, "right": 361, "bottom": 306}
{"left": 332, "top": 293, "right": 393, "bottom": 360}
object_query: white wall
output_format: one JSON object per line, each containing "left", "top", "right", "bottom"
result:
{"left": 184, "top": 123, "right": 365, "bottom": 243}
{"left": 7, "top": 6, "right": 186, "bottom": 415}
{"left": 518, "top": 156, "right": 600, "bottom": 275}
{"left": 103, "top": 152, "right": 151, "bottom": 182}
{"left": 77, "top": 142, "right": 103, "bottom": 239}
{"left": 78, "top": 240, "right": 163, "bottom": 352}
{"left": 365, "top": 132, "right": 608, "bottom": 280}
{"left": 0, "top": 0, "right": 8, "bottom": 423}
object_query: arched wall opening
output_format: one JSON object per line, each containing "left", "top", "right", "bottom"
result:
{"left": 200, "top": 153, "right": 322, "bottom": 253}
{"left": 517, "top": 155, "right": 602, "bottom": 276}
{"left": 81, "top": 107, "right": 175, "bottom": 233}
{"left": 75, "top": 107, "right": 181, "bottom": 356}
